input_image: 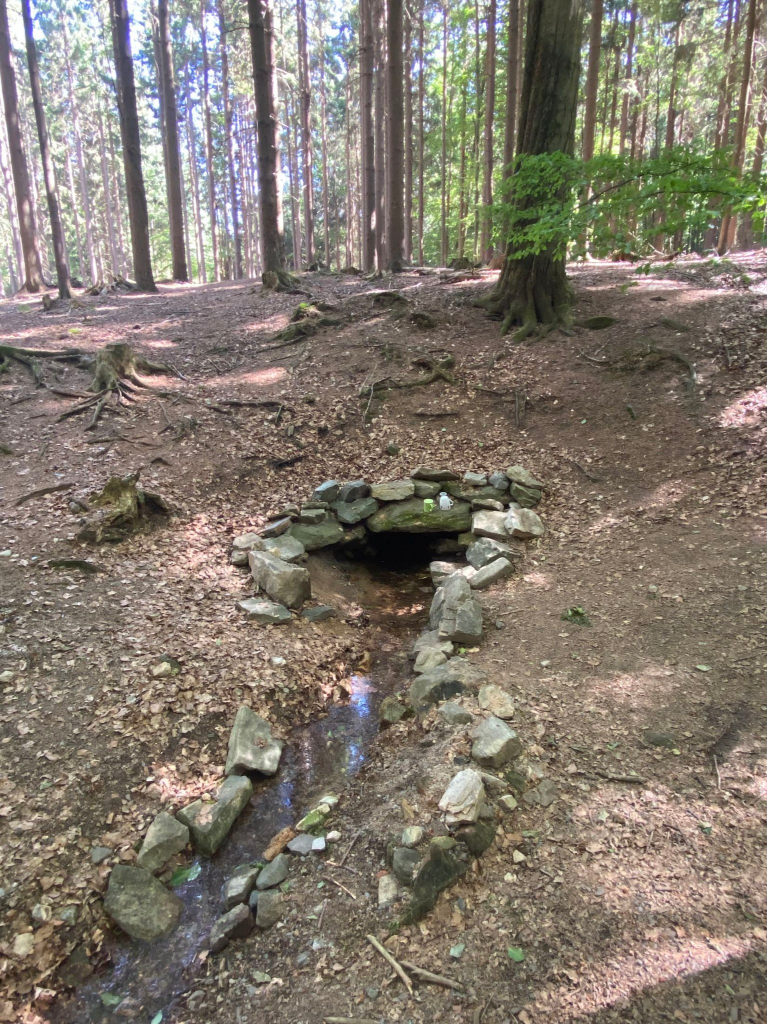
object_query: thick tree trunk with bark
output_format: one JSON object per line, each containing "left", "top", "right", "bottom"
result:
{"left": 386, "top": 0, "right": 405, "bottom": 270}
{"left": 316, "top": 0, "right": 331, "bottom": 267}
{"left": 360, "top": 0, "right": 376, "bottom": 271}
{"left": 200, "top": 0, "right": 219, "bottom": 281}
{"left": 0, "top": 0, "right": 44, "bottom": 292}
{"left": 158, "top": 0, "right": 189, "bottom": 281}
{"left": 480, "top": 0, "right": 584, "bottom": 337}
{"left": 440, "top": 0, "right": 448, "bottom": 265}
{"left": 417, "top": 0, "right": 425, "bottom": 264}
{"left": 481, "top": 0, "right": 496, "bottom": 262}
{"left": 109, "top": 0, "right": 156, "bottom": 291}
{"left": 296, "top": 0, "right": 314, "bottom": 265}
{"left": 582, "top": 0, "right": 602, "bottom": 161}
{"left": 21, "top": 0, "right": 70, "bottom": 297}
{"left": 373, "top": 0, "right": 387, "bottom": 269}
{"left": 404, "top": 5, "right": 413, "bottom": 264}
{"left": 248, "top": 0, "right": 287, "bottom": 278}
{"left": 219, "top": 1, "right": 242, "bottom": 278}
{"left": 503, "top": 0, "right": 519, "bottom": 180}
{"left": 719, "top": 0, "right": 757, "bottom": 252}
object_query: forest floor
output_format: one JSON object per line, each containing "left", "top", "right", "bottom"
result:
{"left": 0, "top": 254, "right": 766, "bottom": 1024}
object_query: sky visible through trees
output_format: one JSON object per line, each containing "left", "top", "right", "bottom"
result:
{"left": 0, "top": 0, "right": 765, "bottom": 297}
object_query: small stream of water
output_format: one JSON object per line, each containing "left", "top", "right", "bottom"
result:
{"left": 60, "top": 555, "right": 430, "bottom": 1022}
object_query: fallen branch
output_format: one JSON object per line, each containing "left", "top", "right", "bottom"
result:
{"left": 14, "top": 482, "right": 75, "bottom": 506}
{"left": 576, "top": 770, "right": 647, "bottom": 785}
{"left": 323, "top": 876, "right": 357, "bottom": 900}
{"left": 583, "top": 342, "right": 697, "bottom": 391}
{"left": 46, "top": 559, "right": 104, "bottom": 574}
{"left": 400, "top": 960, "right": 464, "bottom": 991}
{"left": 339, "top": 829, "right": 362, "bottom": 867}
{"left": 366, "top": 934, "right": 413, "bottom": 996}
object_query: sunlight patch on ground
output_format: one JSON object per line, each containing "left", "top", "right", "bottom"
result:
{"left": 243, "top": 313, "right": 285, "bottom": 334}
{"left": 206, "top": 366, "right": 288, "bottom": 389}
{"left": 522, "top": 570, "right": 551, "bottom": 590}
{"left": 583, "top": 666, "right": 679, "bottom": 710}
{"left": 719, "top": 386, "right": 767, "bottom": 430}
{"left": 141, "top": 337, "right": 179, "bottom": 350}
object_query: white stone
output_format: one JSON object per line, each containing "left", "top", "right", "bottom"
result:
{"left": 505, "top": 507, "right": 545, "bottom": 539}
{"left": 469, "top": 557, "right": 514, "bottom": 589}
{"left": 438, "top": 768, "right": 485, "bottom": 826}
{"left": 471, "top": 510, "right": 509, "bottom": 542}
{"left": 477, "top": 684, "right": 515, "bottom": 719}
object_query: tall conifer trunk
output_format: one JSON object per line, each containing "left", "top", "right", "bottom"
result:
{"left": 296, "top": 0, "right": 314, "bottom": 265}
{"left": 360, "top": 0, "right": 376, "bottom": 271}
{"left": 158, "top": 0, "right": 189, "bottom": 280}
{"left": 219, "top": 1, "right": 242, "bottom": 277}
{"left": 481, "top": 0, "right": 496, "bottom": 261}
{"left": 386, "top": 0, "right": 405, "bottom": 270}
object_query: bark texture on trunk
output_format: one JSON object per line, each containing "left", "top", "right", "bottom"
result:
{"left": 481, "top": 0, "right": 496, "bottom": 262}
{"left": 200, "top": 0, "right": 219, "bottom": 280}
{"left": 386, "top": 0, "right": 405, "bottom": 270}
{"left": 404, "top": 4, "right": 413, "bottom": 264}
{"left": 360, "top": 0, "right": 376, "bottom": 271}
{"left": 248, "top": 0, "right": 286, "bottom": 276}
{"left": 719, "top": 0, "right": 757, "bottom": 252}
{"left": 0, "top": 0, "right": 44, "bottom": 292}
{"left": 373, "top": 0, "right": 387, "bottom": 269}
{"left": 482, "top": 0, "right": 583, "bottom": 337}
{"left": 582, "top": 0, "right": 602, "bottom": 161}
{"left": 158, "top": 0, "right": 189, "bottom": 281}
{"left": 109, "top": 0, "right": 156, "bottom": 291}
{"left": 219, "top": 1, "right": 242, "bottom": 278}
{"left": 296, "top": 0, "right": 314, "bottom": 265}
{"left": 503, "top": 0, "right": 519, "bottom": 179}
{"left": 21, "top": 0, "right": 70, "bottom": 297}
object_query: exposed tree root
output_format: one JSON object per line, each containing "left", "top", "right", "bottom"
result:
{"left": 262, "top": 269, "right": 304, "bottom": 292}
{"left": 273, "top": 302, "right": 341, "bottom": 342}
{"left": 364, "top": 355, "right": 456, "bottom": 396}
{"left": 476, "top": 253, "right": 573, "bottom": 341}
{"left": 583, "top": 342, "right": 697, "bottom": 391}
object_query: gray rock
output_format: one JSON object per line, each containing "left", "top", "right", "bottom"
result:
{"left": 249, "top": 550, "right": 311, "bottom": 608}
{"left": 297, "top": 507, "right": 327, "bottom": 525}
{"left": 255, "top": 889, "right": 284, "bottom": 928}
{"left": 91, "top": 846, "right": 112, "bottom": 865}
{"left": 505, "top": 507, "right": 545, "bottom": 539}
{"left": 370, "top": 479, "right": 416, "bottom": 501}
{"left": 471, "top": 716, "right": 522, "bottom": 767}
{"left": 438, "top": 769, "right": 485, "bottom": 825}
{"left": 405, "top": 838, "right": 468, "bottom": 923}
{"left": 256, "top": 852, "right": 289, "bottom": 890}
{"left": 248, "top": 890, "right": 260, "bottom": 910}
{"left": 209, "top": 904, "right": 253, "bottom": 953}
{"left": 412, "top": 479, "right": 441, "bottom": 498}
{"left": 506, "top": 465, "right": 544, "bottom": 490}
{"left": 312, "top": 480, "right": 340, "bottom": 503}
{"left": 301, "top": 500, "right": 330, "bottom": 509}
{"left": 469, "top": 557, "right": 514, "bottom": 589}
{"left": 463, "top": 471, "right": 488, "bottom": 486}
{"left": 288, "top": 520, "right": 345, "bottom": 550}
{"left": 104, "top": 865, "right": 182, "bottom": 942}
{"left": 466, "top": 537, "right": 515, "bottom": 569}
{"left": 379, "top": 694, "right": 413, "bottom": 727}
{"left": 177, "top": 775, "right": 254, "bottom": 857}
{"left": 338, "top": 480, "right": 370, "bottom": 502}
{"left": 311, "top": 836, "right": 326, "bottom": 852}
{"left": 237, "top": 598, "right": 292, "bottom": 624}
{"left": 287, "top": 834, "right": 315, "bottom": 856}
{"left": 509, "top": 483, "right": 542, "bottom": 508}
{"left": 429, "top": 560, "right": 461, "bottom": 586}
{"left": 262, "top": 535, "right": 306, "bottom": 563}
{"left": 429, "top": 574, "right": 483, "bottom": 644}
{"left": 392, "top": 847, "right": 421, "bottom": 886}
{"left": 261, "top": 517, "right": 292, "bottom": 539}
{"left": 408, "top": 658, "right": 486, "bottom": 711}
{"left": 479, "top": 771, "right": 509, "bottom": 793}
{"left": 301, "top": 605, "right": 336, "bottom": 623}
{"left": 455, "top": 820, "right": 496, "bottom": 856}
{"left": 488, "top": 472, "right": 510, "bottom": 491}
{"left": 401, "top": 826, "right": 425, "bottom": 848}
{"left": 498, "top": 794, "right": 518, "bottom": 813}
{"left": 446, "top": 482, "right": 509, "bottom": 503}
{"left": 332, "top": 497, "right": 379, "bottom": 524}
{"left": 223, "top": 865, "right": 261, "bottom": 910}
{"left": 225, "top": 706, "right": 283, "bottom": 777}
{"left": 411, "top": 467, "right": 459, "bottom": 482}
{"left": 643, "top": 730, "right": 677, "bottom": 748}
{"left": 413, "top": 648, "right": 448, "bottom": 673}
{"left": 439, "top": 701, "right": 473, "bottom": 726}
{"left": 477, "top": 684, "right": 515, "bottom": 719}
{"left": 472, "top": 498, "right": 505, "bottom": 512}
{"left": 522, "top": 779, "right": 559, "bottom": 808}
{"left": 378, "top": 874, "right": 399, "bottom": 907}
{"left": 411, "top": 630, "right": 454, "bottom": 659}
{"left": 366, "top": 497, "right": 471, "bottom": 534}
{"left": 137, "top": 812, "right": 189, "bottom": 874}
{"left": 471, "top": 510, "right": 509, "bottom": 542}
{"left": 231, "top": 533, "right": 263, "bottom": 564}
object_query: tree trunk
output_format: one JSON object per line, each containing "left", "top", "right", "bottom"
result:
{"left": 248, "top": 0, "right": 286, "bottom": 275}
{"left": 0, "top": 0, "right": 43, "bottom": 291}
{"left": 200, "top": 0, "right": 219, "bottom": 281}
{"left": 157, "top": 0, "right": 188, "bottom": 281}
{"left": 417, "top": 0, "right": 425, "bottom": 263}
{"left": 664, "top": 20, "right": 681, "bottom": 151}
{"left": 481, "top": 0, "right": 584, "bottom": 337}
{"left": 619, "top": 0, "right": 637, "bottom": 153}
{"left": 21, "top": 0, "right": 70, "bottom": 297}
{"left": 480, "top": 0, "right": 496, "bottom": 261}
{"left": 404, "top": 3, "right": 413, "bottom": 264}
{"left": 97, "top": 104, "right": 119, "bottom": 278}
{"left": 373, "top": 0, "right": 387, "bottom": 269}
{"left": 108, "top": 0, "right": 157, "bottom": 291}
{"left": 715, "top": 0, "right": 736, "bottom": 149}
{"left": 457, "top": 91, "right": 467, "bottom": 257}
{"left": 65, "top": 149, "right": 84, "bottom": 282}
{"left": 360, "top": 0, "right": 376, "bottom": 271}
{"left": 582, "top": 0, "right": 602, "bottom": 161}
{"left": 184, "top": 69, "right": 206, "bottom": 281}
{"left": 719, "top": 0, "right": 757, "bottom": 252}
{"left": 296, "top": 0, "right": 314, "bottom": 265}
{"left": 287, "top": 93, "right": 302, "bottom": 268}
{"left": 471, "top": 0, "right": 484, "bottom": 259}
{"left": 218, "top": 1, "right": 242, "bottom": 278}
{"left": 503, "top": 0, "right": 520, "bottom": 182}
{"left": 440, "top": 0, "right": 448, "bottom": 266}
{"left": 386, "top": 0, "right": 405, "bottom": 270}
{"left": 316, "top": 0, "right": 331, "bottom": 267}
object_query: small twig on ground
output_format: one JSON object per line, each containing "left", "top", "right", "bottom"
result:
{"left": 340, "top": 829, "right": 362, "bottom": 867}
{"left": 713, "top": 755, "right": 722, "bottom": 789}
{"left": 366, "top": 934, "right": 414, "bottom": 996}
{"left": 562, "top": 457, "right": 601, "bottom": 482}
{"left": 317, "top": 898, "right": 328, "bottom": 931}
{"left": 400, "top": 961, "right": 464, "bottom": 992}
{"left": 14, "top": 482, "right": 75, "bottom": 506}
{"left": 323, "top": 876, "right": 356, "bottom": 900}
{"left": 325, "top": 860, "right": 362, "bottom": 876}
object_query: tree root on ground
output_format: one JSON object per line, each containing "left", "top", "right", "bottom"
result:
{"left": 75, "top": 471, "right": 171, "bottom": 544}
{"left": 273, "top": 302, "right": 341, "bottom": 342}
{"left": 261, "top": 269, "right": 305, "bottom": 293}
{"left": 363, "top": 355, "right": 456, "bottom": 397}
{"left": 583, "top": 342, "right": 697, "bottom": 391}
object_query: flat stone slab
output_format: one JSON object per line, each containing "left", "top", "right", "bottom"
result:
{"left": 287, "top": 834, "right": 315, "bottom": 856}
{"left": 429, "top": 560, "right": 461, "bottom": 586}
{"left": 506, "top": 464, "right": 545, "bottom": 489}
{"left": 413, "top": 648, "right": 448, "bottom": 673}
{"left": 413, "top": 479, "right": 441, "bottom": 498}
{"left": 177, "top": 775, "right": 253, "bottom": 857}
{"left": 338, "top": 480, "right": 370, "bottom": 502}
{"left": 411, "top": 467, "right": 459, "bottom": 482}
{"left": 209, "top": 904, "right": 253, "bottom": 953}
{"left": 261, "top": 535, "right": 306, "bottom": 563}
{"left": 137, "top": 812, "right": 189, "bottom": 874}
{"left": 224, "top": 864, "right": 261, "bottom": 910}
{"left": 466, "top": 537, "right": 515, "bottom": 569}
{"left": 371, "top": 479, "right": 416, "bottom": 501}
{"left": 367, "top": 497, "right": 471, "bottom": 534}
{"left": 261, "top": 516, "right": 292, "bottom": 538}
{"left": 333, "top": 497, "right": 379, "bottom": 524}
{"left": 439, "top": 701, "right": 473, "bottom": 726}
{"left": 288, "top": 520, "right": 345, "bottom": 550}
{"left": 471, "top": 510, "right": 509, "bottom": 542}
{"left": 463, "top": 471, "right": 488, "bottom": 486}
{"left": 477, "top": 684, "right": 515, "bottom": 719}
{"left": 408, "top": 658, "right": 486, "bottom": 711}
{"left": 237, "top": 598, "right": 292, "bottom": 624}
{"left": 301, "top": 605, "right": 336, "bottom": 622}
{"left": 256, "top": 852, "right": 289, "bottom": 889}
{"left": 225, "top": 706, "right": 283, "bottom": 777}
{"left": 471, "top": 716, "right": 522, "bottom": 767}
{"left": 469, "top": 557, "right": 514, "bottom": 589}
{"left": 411, "top": 630, "right": 454, "bottom": 659}
{"left": 104, "top": 865, "right": 182, "bottom": 942}
{"left": 297, "top": 507, "right": 326, "bottom": 524}
{"left": 312, "top": 480, "right": 340, "bottom": 502}
{"left": 505, "top": 507, "right": 545, "bottom": 539}
{"left": 249, "top": 550, "right": 311, "bottom": 608}
{"left": 438, "top": 769, "right": 485, "bottom": 825}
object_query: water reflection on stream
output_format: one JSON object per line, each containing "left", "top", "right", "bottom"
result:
{"left": 61, "top": 554, "right": 430, "bottom": 1023}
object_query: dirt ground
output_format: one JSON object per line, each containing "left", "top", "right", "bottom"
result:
{"left": 0, "top": 254, "right": 765, "bottom": 1024}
